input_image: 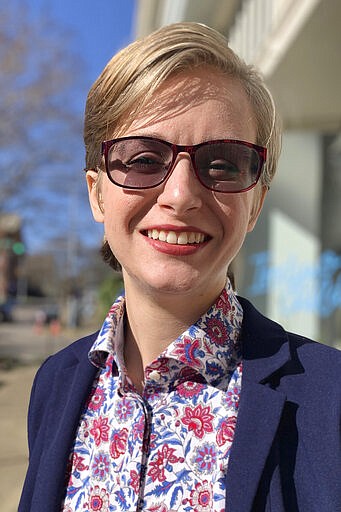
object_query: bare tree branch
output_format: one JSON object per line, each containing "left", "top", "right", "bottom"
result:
{"left": 0, "top": 2, "right": 87, "bottom": 245}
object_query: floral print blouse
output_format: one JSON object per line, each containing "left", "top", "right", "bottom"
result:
{"left": 62, "top": 280, "right": 243, "bottom": 512}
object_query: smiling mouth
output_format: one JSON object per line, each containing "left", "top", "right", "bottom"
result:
{"left": 146, "top": 229, "right": 208, "bottom": 245}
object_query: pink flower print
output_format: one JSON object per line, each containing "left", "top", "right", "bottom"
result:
{"left": 90, "top": 416, "right": 110, "bottom": 447}
{"left": 78, "top": 418, "right": 90, "bottom": 442}
{"left": 226, "top": 386, "right": 240, "bottom": 409}
{"left": 89, "top": 485, "right": 109, "bottom": 511}
{"left": 189, "top": 480, "right": 213, "bottom": 511}
{"left": 131, "top": 415, "right": 156, "bottom": 453}
{"left": 216, "top": 289, "right": 232, "bottom": 315}
{"left": 115, "top": 397, "right": 134, "bottom": 422}
{"left": 104, "top": 354, "right": 114, "bottom": 377}
{"left": 146, "top": 358, "right": 169, "bottom": 377}
{"left": 216, "top": 415, "right": 237, "bottom": 447}
{"left": 132, "top": 415, "right": 145, "bottom": 442}
{"left": 205, "top": 317, "right": 228, "bottom": 347}
{"left": 109, "top": 300, "right": 123, "bottom": 317}
{"left": 147, "top": 504, "right": 171, "bottom": 512}
{"left": 193, "top": 443, "right": 217, "bottom": 473}
{"left": 87, "top": 386, "right": 106, "bottom": 411}
{"left": 129, "top": 469, "right": 140, "bottom": 493}
{"left": 67, "top": 451, "right": 88, "bottom": 475}
{"left": 177, "top": 380, "right": 205, "bottom": 398}
{"left": 173, "top": 337, "right": 204, "bottom": 367}
{"left": 90, "top": 493, "right": 103, "bottom": 511}
{"left": 110, "top": 428, "right": 128, "bottom": 459}
{"left": 148, "top": 444, "right": 183, "bottom": 482}
{"left": 181, "top": 404, "right": 214, "bottom": 439}
{"left": 91, "top": 452, "right": 110, "bottom": 481}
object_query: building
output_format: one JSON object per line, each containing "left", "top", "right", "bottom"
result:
{"left": 133, "top": 0, "right": 341, "bottom": 347}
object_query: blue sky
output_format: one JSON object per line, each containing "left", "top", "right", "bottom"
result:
{"left": 31, "top": 0, "right": 136, "bottom": 73}
{"left": 30, "top": 0, "right": 136, "bottom": 110}
{"left": 21, "top": 0, "right": 137, "bottom": 252}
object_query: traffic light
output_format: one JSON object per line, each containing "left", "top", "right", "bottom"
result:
{"left": 0, "top": 238, "right": 26, "bottom": 255}
{"left": 12, "top": 241, "right": 26, "bottom": 256}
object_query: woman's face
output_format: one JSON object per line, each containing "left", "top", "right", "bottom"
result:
{"left": 87, "top": 70, "right": 266, "bottom": 303}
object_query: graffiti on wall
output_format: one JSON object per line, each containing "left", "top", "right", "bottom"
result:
{"left": 248, "top": 250, "right": 341, "bottom": 317}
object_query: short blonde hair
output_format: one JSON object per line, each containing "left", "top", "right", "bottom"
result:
{"left": 84, "top": 22, "right": 281, "bottom": 188}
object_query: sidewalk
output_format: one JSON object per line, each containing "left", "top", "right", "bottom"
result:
{"left": 0, "top": 311, "right": 93, "bottom": 512}
{"left": 0, "top": 363, "right": 38, "bottom": 511}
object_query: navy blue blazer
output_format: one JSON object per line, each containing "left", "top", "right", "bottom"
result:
{"left": 19, "top": 298, "right": 341, "bottom": 511}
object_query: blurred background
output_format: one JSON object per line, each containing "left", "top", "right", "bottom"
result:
{"left": 0, "top": 0, "right": 340, "bottom": 508}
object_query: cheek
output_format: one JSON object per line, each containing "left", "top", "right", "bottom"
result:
{"left": 216, "top": 193, "right": 254, "bottom": 234}
{"left": 100, "top": 186, "right": 130, "bottom": 237}
{"left": 101, "top": 186, "right": 156, "bottom": 234}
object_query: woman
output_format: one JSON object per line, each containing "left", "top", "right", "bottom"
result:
{"left": 19, "top": 22, "right": 340, "bottom": 512}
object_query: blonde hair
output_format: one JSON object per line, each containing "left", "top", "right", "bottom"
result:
{"left": 84, "top": 22, "right": 281, "bottom": 188}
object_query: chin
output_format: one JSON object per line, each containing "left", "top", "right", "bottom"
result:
{"left": 149, "top": 274, "right": 201, "bottom": 295}
{"left": 124, "top": 265, "right": 204, "bottom": 296}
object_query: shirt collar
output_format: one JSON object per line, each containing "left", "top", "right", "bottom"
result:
{"left": 89, "top": 279, "right": 243, "bottom": 389}
{"left": 157, "top": 279, "right": 243, "bottom": 388}
{"left": 89, "top": 295, "right": 125, "bottom": 370}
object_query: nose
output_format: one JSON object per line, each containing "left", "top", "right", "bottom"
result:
{"left": 156, "top": 154, "right": 203, "bottom": 215}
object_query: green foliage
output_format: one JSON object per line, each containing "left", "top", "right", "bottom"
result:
{"left": 97, "top": 274, "right": 124, "bottom": 320}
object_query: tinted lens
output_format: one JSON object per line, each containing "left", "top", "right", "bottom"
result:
{"left": 195, "top": 142, "right": 262, "bottom": 192}
{"left": 106, "top": 138, "right": 173, "bottom": 189}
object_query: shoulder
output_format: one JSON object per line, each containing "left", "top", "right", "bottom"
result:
{"left": 32, "top": 331, "right": 99, "bottom": 388}
{"left": 287, "top": 330, "right": 341, "bottom": 371}
{"left": 238, "top": 295, "right": 340, "bottom": 354}
{"left": 42, "top": 331, "right": 98, "bottom": 366}
{"left": 238, "top": 295, "right": 341, "bottom": 384}
{"left": 283, "top": 330, "right": 341, "bottom": 400}
{"left": 26, "top": 331, "right": 100, "bottom": 457}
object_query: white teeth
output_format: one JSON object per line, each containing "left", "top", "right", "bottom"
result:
{"left": 158, "top": 230, "right": 167, "bottom": 242}
{"left": 177, "top": 232, "right": 188, "bottom": 244}
{"left": 166, "top": 231, "right": 178, "bottom": 244}
{"left": 147, "top": 229, "right": 206, "bottom": 245}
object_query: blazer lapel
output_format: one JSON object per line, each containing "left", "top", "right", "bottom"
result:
{"left": 226, "top": 379, "right": 286, "bottom": 511}
{"left": 32, "top": 343, "right": 98, "bottom": 510}
{"left": 225, "top": 298, "right": 292, "bottom": 511}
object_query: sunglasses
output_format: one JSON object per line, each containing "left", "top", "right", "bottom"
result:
{"left": 100, "top": 136, "right": 267, "bottom": 193}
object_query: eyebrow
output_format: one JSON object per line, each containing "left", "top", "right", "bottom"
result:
{"left": 125, "top": 131, "right": 166, "bottom": 140}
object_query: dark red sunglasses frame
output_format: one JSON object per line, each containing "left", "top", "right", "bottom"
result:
{"left": 99, "top": 136, "right": 267, "bottom": 193}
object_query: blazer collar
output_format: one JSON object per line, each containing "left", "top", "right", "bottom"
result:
{"left": 238, "top": 296, "right": 291, "bottom": 382}
{"left": 226, "top": 297, "right": 292, "bottom": 512}
{"left": 31, "top": 333, "right": 99, "bottom": 510}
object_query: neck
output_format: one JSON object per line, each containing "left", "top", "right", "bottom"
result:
{"left": 122, "top": 277, "right": 225, "bottom": 386}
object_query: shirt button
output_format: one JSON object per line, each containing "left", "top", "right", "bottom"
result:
{"left": 149, "top": 370, "right": 161, "bottom": 382}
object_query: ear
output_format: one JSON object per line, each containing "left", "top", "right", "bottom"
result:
{"left": 86, "top": 170, "right": 104, "bottom": 223}
{"left": 247, "top": 185, "right": 267, "bottom": 232}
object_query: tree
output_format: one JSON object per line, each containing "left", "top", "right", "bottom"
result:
{"left": 0, "top": 2, "right": 87, "bottom": 248}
